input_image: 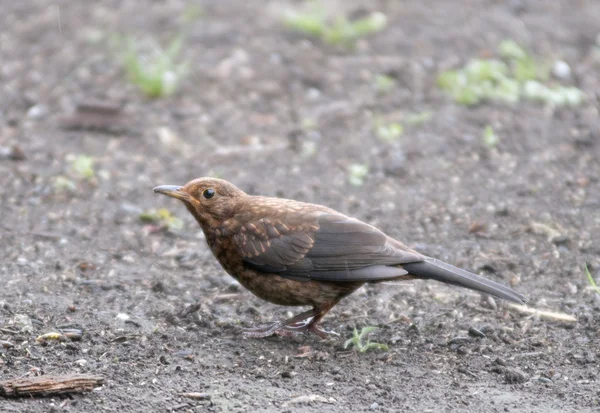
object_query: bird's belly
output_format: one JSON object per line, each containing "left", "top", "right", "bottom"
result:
{"left": 232, "top": 269, "right": 362, "bottom": 307}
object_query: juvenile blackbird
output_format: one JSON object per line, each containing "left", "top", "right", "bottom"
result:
{"left": 154, "top": 178, "right": 526, "bottom": 338}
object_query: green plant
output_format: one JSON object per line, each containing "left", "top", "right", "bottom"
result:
{"left": 117, "top": 34, "right": 189, "bottom": 98}
{"left": 437, "top": 40, "right": 584, "bottom": 107}
{"left": 373, "top": 74, "right": 396, "bottom": 94}
{"left": 71, "top": 155, "right": 95, "bottom": 180}
{"left": 139, "top": 208, "right": 184, "bottom": 231}
{"left": 584, "top": 264, "right": 600, "bottom": 296}
{"left": 53, "top": 176, "right": 77, "bottom": 193}
{"left": 283, "top": 2, "right": 387, "bottom": 48}
{"left": 348, "top": 163, "right": 369, "bottom": 186}
{"left": 482, "top": 125, "right": 499, "bottom": 148}
{"left": 375, "top": 121, "right": 403, "bottom": 143}
{"left": 344, "top": 326, "right": 389, "bottom": 353}
{"left": 404, "top": 111, "right": 433, "bottom": 126}
{"left": 114, "top": 8, "right": 200, "bottom": 97}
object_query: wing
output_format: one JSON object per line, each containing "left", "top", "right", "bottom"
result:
{"left": 232, "top": 213, "right": 424, "bottom": 282}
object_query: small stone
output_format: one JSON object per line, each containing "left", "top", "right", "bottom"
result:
{"left": 281, "top": 371, "right": 295, "bottom": 379}
{"left": 121, "top": 255, "right": 136, "bottom": 264}
{"left": 536, "top": 377, "right": 552, "bottom": 384}
{"left": 494, "top": 206, "right": 510, "bottom": 217}
{"left": 116, "top": 313, "right": 130, "bottom": 321}
{"left": 551, "top": 235, "right": 570, "bottom": 246}
{"left": 468, "top": 327, "right": 486, "bottom": 338}
{"left": 552, "top": 60, "right": 571, "bottom": 79}
{"left": 306, "top": 88, "right": 321, "bottom": 100}
{"left": 370, "top": 402, "right": 379, "bottom": 410}
{"left": 504, "top": 367, "right": 528, "bottom": 384}
{"left": 27, "top": 104, "right": 48, "bottom": 119}
{"left": 14, "top": 314, "right": 33, "bottom": 333}
{"left": 75, "top": 359, "right": 88, "bottom": 366}
{"left": 456, "top": 346, "right": 470, "bottom": 355}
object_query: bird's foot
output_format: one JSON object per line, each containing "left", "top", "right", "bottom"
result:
{"left": 241, "top": 317, "right": 338, "bottom": 339}
{"left": 241, "top": 322, "right": 288, "bottom": 338}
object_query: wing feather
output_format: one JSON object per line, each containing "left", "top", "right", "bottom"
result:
{"left": 233, "top": 213, "right": 423, "bottom": 282}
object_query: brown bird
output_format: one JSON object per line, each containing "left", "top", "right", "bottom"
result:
{"left": 154, "top": 178, "right": 525, "bottom": 338}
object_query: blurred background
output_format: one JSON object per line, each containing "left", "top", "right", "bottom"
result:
{"left": 1, "top": 1, "right": 599, "bottom": 411}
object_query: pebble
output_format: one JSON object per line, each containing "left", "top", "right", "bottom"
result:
{"left": 281, "top": 371, "right": 295, "bottom": 379}
{"left": 504, "top": 367, "right": 528, "bottom": 384}
{"left": 116, "top": 313, "right": 130, "bottom": 321}
{"left": 536, "top": 377, "right": 552, "bottom": 384}
{"left": 456, "top": 346, "right": 470, "bottom": 355}
{"left": 370, "top": 402, "right": 379, "bottom": 410}
{"left": 552, "top": 235, "right": 570, "bottom": 246}
{"left": 27, "top": 104, "right": 48, "bottom": 119}
{"left": 552, "top": 60, "right": 571, "bottom": 79}
{"left": 14, "top": 314, "right": 33, "bottom": 333}
{"left": 468, "top": 327, "right": 486, "bottom": 338}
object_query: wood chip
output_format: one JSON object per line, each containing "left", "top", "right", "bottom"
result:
{"left": 0, "top": 374, "right": 104, "bottom": 397}
{"left": 179, "top": 392, "right": 210, "bottom": 400}
{"left": 59, "top": 100, "right": 126, "bottom": 133}
{"left": 507, "top": 303, "right": 577, "bottom": 323}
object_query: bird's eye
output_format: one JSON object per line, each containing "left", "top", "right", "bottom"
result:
{"left": 202, "top": 188, "right": 215, "bottom": 199}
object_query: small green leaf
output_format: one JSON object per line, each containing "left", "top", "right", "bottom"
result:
{"left": 361, "top": 342, "right": 390, "bottom": 353}
{"left": 375, "top": 122, "right": 403, "bottom": 143}
{"left": 283, "top": 3, "right": 386, "bottom": 48}
{"left": 482, "top": 125, "right": 499, "bottom": 148}
{"left": 373, "top": 74, "right": 396, "bottom": 94}
{"left": 344, "top": 326, "right": 388, "bottom": 353}
{"left": 54, "top": 176, "right": 77, "bottom": 192}
{"left": 358, "top": 326, "right": 378, "bottom": 337}
{"left": 404, "top": 111, "right": 432, "bottom": 126}
{"left": 71, "top": 155, "right": 95, "bottom": 180}
{"left": 139, "top": 208, "right": 183, "bottom": 230}
{"left": 498, "top": 39, "right": 527, "bottom": 61}
{"left": 585, "top": 264, "right": 600, "bottom": 296}
{"left": 437, "top": 40, "right": 584, "bottom": 108}
{"left": 348, "top": 163, "right": 369, "bottom": 186}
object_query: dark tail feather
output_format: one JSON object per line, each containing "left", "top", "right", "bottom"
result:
{"left": 402, "top": 257, "right": 526, "bottom": 304}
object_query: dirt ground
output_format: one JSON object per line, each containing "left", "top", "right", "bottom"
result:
{"left": 1, "top": 0, "right": 600, "bottom": 412}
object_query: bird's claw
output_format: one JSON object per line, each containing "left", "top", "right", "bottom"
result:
{"left": 241, "top": 319, "right": 339, "bottom": 339}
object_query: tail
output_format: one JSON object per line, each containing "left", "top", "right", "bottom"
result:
{"left": 402, "top": 257, "right": 526, "bottom": 304}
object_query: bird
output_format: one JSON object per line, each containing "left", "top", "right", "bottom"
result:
{"left": 153, "top": 177, "right": 526, "bottom": 338}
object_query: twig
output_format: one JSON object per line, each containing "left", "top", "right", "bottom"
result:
{"left": 179, "top": 392, "right": 210, "bottom": 400}
{"left": 0, "top": 374, "right": 104, "bottom": 397}
{"left": 506, "top": 303, "right": 577, "bottom": 323}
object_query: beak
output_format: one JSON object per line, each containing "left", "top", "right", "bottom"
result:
{"left": 153, "top": 185, "right": 190, "bottom": 202}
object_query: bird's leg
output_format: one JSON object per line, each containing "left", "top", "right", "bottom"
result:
{"left": 242, "top": 305, "right": 338, "bottom": 339}
{"left": 241, "top": 308, "right": 317, "bottom": 338}
{"left": 303, "top": 309, "right": 339, "bottom": 339}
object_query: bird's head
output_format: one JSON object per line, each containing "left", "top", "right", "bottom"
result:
{"left": 153, "top": 177, "right": 246, "bottom": 228}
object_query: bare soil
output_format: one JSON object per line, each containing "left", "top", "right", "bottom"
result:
{"left": 1, "top": 1, "right": 600, "bottom": 412}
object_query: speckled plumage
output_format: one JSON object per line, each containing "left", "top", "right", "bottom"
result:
{"left": 154, "top": 177, "right": 526, "bottom": 338}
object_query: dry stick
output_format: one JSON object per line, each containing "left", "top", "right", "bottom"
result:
{"left": 506, "top": 303, "right": 577, "bottom": 323}
{"left": 0, "top": 374, "right": 104, "bottom": 397}
{"left": 179, "top": 392, "right": 210, "bottom": 400}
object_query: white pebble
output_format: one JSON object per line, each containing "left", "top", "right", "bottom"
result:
{"left": 552, "top": 60, "right": 571, "bottom": 79}
{"left": 26, "top": 104, "right": 48, "bottom": 119}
